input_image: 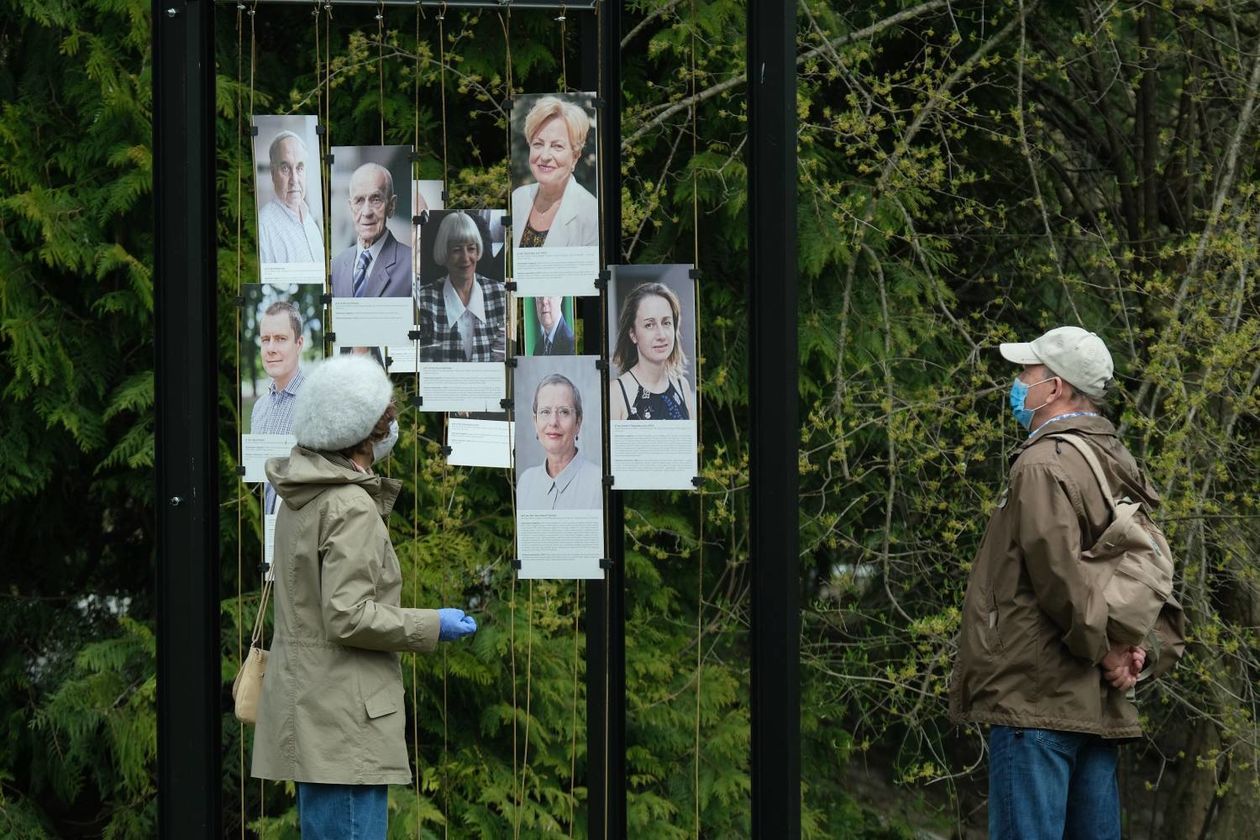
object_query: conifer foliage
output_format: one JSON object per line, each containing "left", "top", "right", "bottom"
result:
{"left": 0, "top": 0, "right": 155, "bottom": 836}
{"left": 2, "top": 1, "right": 1259, "bottom": 838}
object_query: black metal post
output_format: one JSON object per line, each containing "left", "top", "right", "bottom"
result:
{"left": 581, "top": 4, "right": 625, "bottom": 838}
{"left": 154, "top": 1, "right": 221, "bottom": 836}
{"left": 747, "top": 0, "right": 800, "bottom": 836}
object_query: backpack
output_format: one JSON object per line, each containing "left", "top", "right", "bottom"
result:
{"left": 1047, "top": 433, "right": 1186, "bottom": 675}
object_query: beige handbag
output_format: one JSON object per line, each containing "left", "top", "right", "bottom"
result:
{"left": 231, "top": 577, "right": 273, "bottom": 724}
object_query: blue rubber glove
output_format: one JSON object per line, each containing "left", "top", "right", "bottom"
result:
{"left": 437, "top": 608, "right": 478, "bottom": 641}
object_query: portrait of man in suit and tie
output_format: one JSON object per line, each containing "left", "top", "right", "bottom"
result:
{"left": 329, "top": 147, "right": 413, "bottom": 299}
{"left": 529, "top": 296, "right": 575, "bottom": 356}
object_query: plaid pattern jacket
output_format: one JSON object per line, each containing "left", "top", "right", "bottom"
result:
{"left": 414, "top": 274, "right": 508, "bottom": 362}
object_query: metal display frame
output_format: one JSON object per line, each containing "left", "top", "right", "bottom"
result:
{"left": 747, "top": 1, "right": 801, "bottom": 835}
{"left": 153, "top": 1, "right": 799, "bottom": 836}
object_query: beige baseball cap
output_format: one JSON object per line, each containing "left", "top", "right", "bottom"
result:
{"left": 999, "top": 326, "right": 1113, "bottom": 400}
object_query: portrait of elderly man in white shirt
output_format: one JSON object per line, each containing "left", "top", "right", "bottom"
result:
{"left": 257, "top": 129, "right": 324, "bottom": 265}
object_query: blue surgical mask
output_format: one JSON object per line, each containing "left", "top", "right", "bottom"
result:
{"left": 372, "top": 419, "right": 399, "bottom": 463}
{"left": 1009, "top": 376, "right": 1056, "bottom": 430}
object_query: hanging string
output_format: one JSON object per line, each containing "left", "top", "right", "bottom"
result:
{"left": 503, "top": 5, "right": 514, "bottom": 98}
{"left": 494, "top": 8, "right": 529, "bottom": 838}
{"left": 438, "top": 3, "right": 450, "bottom": 195}
{"left": 247, "top": 1, "right": 265, "bottom": 825}
{"left": 593, "top": 4, "right": 613, "bottom": 835}
{"left": 509, "top": 546, "right": 520, "bottom": 837}
{"left": 567, "top": 581, "right": 580, "bottom": 837}
{"left": 517, "top": 580, "right": 536, "bottom": 840}
{"left": 377, "top": 1, "right": 386, "bottom": 145}
{"left": 441, "top": 429, "right": 451, "bottom": 840}
{"left": 558, "top": 3, "right": 568, "bottom": 92}
{"left": 688, "top": 1, "right": 705, "bottom": 835}
{"left": 507, "top": 367, "right": 522, "bottom": 834}
{"left": 411, "top": 5, "right": 423, "bottom": 837}
{"left": 322, "top": 2, "right": 333, "bottom": 335}
{"left": 410, "top": 386, "right": 422, "bottom": 840}
{"left": 248, "top": 4, "right": 257, "bottom": 118}
{"left": 499, "top": 4, "right": 515, "bottom": 214}
{"left": 414, "top": 2, "right": 422, "bottom": 155}
{"left": 234, "top": 3, "right": 246, "bottom": 834}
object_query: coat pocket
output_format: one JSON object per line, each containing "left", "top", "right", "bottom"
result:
{"left": 983, "top": 589, "right": 1004, "bottom": 655}
{"left": 364, "top": 690, "right": 398, "bottom": 720}
{"left": 358, "top": 654, "right": 401, "bottom": 720}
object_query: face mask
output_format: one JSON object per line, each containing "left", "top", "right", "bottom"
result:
{"left": 1009, "top": 376, "right": 1057, "bottom": 430}
{"left": 372, "top": 419, "right": 399, "bottom": 463}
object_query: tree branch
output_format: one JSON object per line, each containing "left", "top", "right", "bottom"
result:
{"left": 621, "top": 0, "right": 952, "bottom": 152}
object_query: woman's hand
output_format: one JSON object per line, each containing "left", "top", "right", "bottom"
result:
{"left": 438, "top": 608, "right": 478, "bottom": 641}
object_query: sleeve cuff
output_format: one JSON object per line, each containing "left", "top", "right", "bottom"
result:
{"left": 408, "top": 609, "right": 441, "bottom": 652}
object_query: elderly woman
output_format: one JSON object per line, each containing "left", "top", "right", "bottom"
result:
{"left": 253, "top": 355, "right": 477, "bottom": 838}
{"left": 610, "top": 282, "right": 696, "bottom": 421}
{"left": 414, "top": 211, "right": 507, "bottom": 362}
{"left": 516, "top": 373, "right": 602, "bottom": 509}
{"left": 511, "top": 97, "right": 599, "bottom": 249}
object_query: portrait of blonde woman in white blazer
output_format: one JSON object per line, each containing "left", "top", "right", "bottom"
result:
{"left": 511, "top": 96, "right": 599, "bottom": 250}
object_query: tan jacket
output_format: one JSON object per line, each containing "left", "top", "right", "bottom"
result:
{"left": 251, "top": 447, "right": 440, "bottom": 784}
{"left": 949, "top": 415, "right": 1179, "bottom": 738}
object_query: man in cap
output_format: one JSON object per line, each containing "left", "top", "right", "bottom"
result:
{"left": 950, "top": 326, "right": 1180, "bottom": 839}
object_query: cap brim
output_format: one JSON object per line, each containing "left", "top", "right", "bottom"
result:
{"left": 999, "top": 342, "right": 1041, "bottom": 365}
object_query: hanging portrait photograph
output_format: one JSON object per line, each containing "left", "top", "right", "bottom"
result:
{"left": 410, "top": 178, "right": 445, "bottom": 283}
{"left": 252, "top": 115, "right": 326, "bottom": 285}
{"left": 239, "top": 283, "right": 324, "bottom": 496}
{"left": 513, "top": 355, "right": 605, "bottom": 579}
{"left": 509, "top": 92, "right": 602, "bottom": 297}
{"left": 414, "top": 179, "right": 445, "bottom": 217}
{"left": 522, "top": 295, "right": 576, "bottom": 356}
{"left": 410, "top": 209, "right": 509, "bottom": 411}
{"left": 331, "top": 344, "right": 388, "bottom": 370}
{"left": 414, "top": 209, "right": 508, "bottom": 362}
{"left": 606, "top": 264, "right": 699, "bottom": 490}
{"left": 327, "top": 145, "right": 415, "bottom": 346}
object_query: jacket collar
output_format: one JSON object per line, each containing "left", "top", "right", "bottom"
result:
{"left": 270, "top": 447, "right": 401, "bottom": 515}
{"left": 1013, "top": 412, "right": 1117, "bottom": 460}
{"left": 322, "top": 451, "right": 402, "bottom": 516}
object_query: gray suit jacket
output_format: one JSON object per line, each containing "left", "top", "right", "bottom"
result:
{"left": 330, "top": 229, "right": 413, "bottom": 298}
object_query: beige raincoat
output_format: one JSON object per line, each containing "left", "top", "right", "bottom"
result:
{"left": 251, "top": 447, "right": 439, "bottom": 784}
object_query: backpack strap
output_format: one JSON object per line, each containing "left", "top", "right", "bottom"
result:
{"left": 1045, "top": 433, "right": 1116, "bottom": 514}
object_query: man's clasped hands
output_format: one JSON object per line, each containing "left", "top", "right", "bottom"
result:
{"left": 1100, "top": 643, "right": 1146, "bottom": 691}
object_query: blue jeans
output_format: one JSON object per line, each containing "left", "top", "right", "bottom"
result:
{"left": 988, "top": 726, "right": 1120, "bottom": 840}
{"left": 297, "top": 782, "right": 387, "bottom": 840}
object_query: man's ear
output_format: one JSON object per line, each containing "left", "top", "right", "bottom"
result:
{"left": 295, "top": 335, "right": 305, "bottom": 352}
{"left": 386, "top": 195, "right": 398, "bottom": 218}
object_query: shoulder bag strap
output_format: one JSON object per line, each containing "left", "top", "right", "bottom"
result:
{"left": 249, "top": 577, "right": 274, "bottom": 649}
{"left": 1046, "top": 433, "right": 1116, "bottom": 514}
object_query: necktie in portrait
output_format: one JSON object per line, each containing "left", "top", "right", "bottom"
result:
{"left": 352, "top": 250, "right": 372, "bottom": 298}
